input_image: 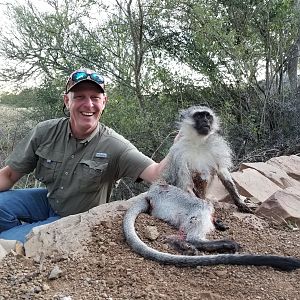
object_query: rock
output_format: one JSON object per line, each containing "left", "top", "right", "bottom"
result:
{"left": 214, "top": 270, "right": 228, "bottom": 277}
{"left": 48, "top": 265, "right": 64, "bottom": 280}
{"left": 24, "top": 194, "right": 144, "bottom": 262}
{"left": 14, "top": 241, "right": 25, "bottom": 257}
{"left": 42, "top": 283, "right": 50, "bottom": 291}
{"left": 0, "top": 239, "right": 21, "bottom": 260}
{"left": 198, "top": 291, "right": 222, "bottom": 299}
{"left": 256, "top": 187, "right": 300, "bottom": 225}
{"left": 98, "top": 254, "right": 106, "bottom": 267}
{"left": 231, "top": 168, "right": 282, "bottom": 203}
{"left": 267, "top": 155, "right": 300, "bottom": 181}
{"left": 206, "top": 175, "right": 231, "bottom": 203}
{"left": 144, "top": 226, "right": 160, "bottom": 240}
{"left": 240, "top": 162, "right": 300, "bottom": 189}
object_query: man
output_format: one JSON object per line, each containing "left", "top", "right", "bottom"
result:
{"left": 0, "top": 68, "right": 166, "bottom": 242}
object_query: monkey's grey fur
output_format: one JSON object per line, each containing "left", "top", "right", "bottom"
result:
{"left": 123, "top": 105, "right": 300, "bottom": 270}
{"left": 123, "top": 184, "right": 300, "bottom": 271}
{"left": 161, "top": 105, "right": 251, "bottom": 212}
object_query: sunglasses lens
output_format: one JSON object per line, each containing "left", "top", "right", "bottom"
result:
{"left": 67, "top": 70, "right": 105, "bottom": 93}
{"left": 90, "top": 73, "right": 104, "bottom": 84}
{"left": 72, "top": 71, "right": 88, "bottom": 82}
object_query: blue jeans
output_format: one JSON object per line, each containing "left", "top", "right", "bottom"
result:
{"left": 0, "top": 188, "right": 60, "bottom": 243}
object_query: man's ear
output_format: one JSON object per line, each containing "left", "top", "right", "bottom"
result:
{"left": 102, "top": 94, "right": 108, "bottom": 110}
{"left": 104, "top": 94, "right": 108, "bottom": 105}
{"left": 63, "top": 94, "right": 70, "bottom": 109}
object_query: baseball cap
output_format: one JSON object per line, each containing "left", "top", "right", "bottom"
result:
{"left": 65, "top": 69, "right": 105, "bottom": 93}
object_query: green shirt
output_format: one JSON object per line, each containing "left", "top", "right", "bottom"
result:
{"left": 6, "top": 118, "right": 153, "bottom": 216}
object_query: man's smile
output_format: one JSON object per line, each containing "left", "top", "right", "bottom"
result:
{"left": 81, "top": 112, "right": 95, "bottom": 116}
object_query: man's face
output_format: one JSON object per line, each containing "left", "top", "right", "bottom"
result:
{"left": 63, "top": 81, "right": 107, "bottom": 139}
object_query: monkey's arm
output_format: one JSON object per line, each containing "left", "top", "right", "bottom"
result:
{"left": 217, "top": 168, "right": 253, "bottom": 213}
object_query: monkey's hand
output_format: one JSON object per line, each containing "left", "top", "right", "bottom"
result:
{"left": 165, "top": 236, "right": 200, "bottom": 255}
{"left": 235, "top": 199, "right": 255, "bottom": 214}
{"left": 236, "top": 196, "right": 261, "bottom": 214}
{"left": 217, "top": 170, "right": 255, "bottom": 214}
{"left": 213, "top": 218, "right": 229, "bottom": 231}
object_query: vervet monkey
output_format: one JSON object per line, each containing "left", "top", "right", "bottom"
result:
{"left": 162, "top": 105, "right": 252, "bottom": 213}
{"left": 123, "top": 105, "right": 300, "bottom": 270}
{"left": 123, "top": 184, "right": 300, "bottom": 271}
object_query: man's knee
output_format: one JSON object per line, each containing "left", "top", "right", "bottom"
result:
{"left": 0, "top": 207, "right": 21, "bottom": 232}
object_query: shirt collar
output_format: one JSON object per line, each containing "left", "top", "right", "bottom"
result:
{"left": 68, "top": 122, "right": 100, "bottom": 144}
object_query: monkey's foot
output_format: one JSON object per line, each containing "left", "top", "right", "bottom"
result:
{"left": 165, "top": 236, "right": 199, "bottom": 255}
{"left": 188, "top": 239, "right": 241, "bottom": 253}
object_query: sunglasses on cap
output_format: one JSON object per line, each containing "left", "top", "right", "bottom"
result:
{"left": 65, "top": 70, "right": 105, "bottom": 93}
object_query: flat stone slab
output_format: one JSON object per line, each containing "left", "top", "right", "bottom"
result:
{"left": 0, "top": 239, "right": 22, "bottom": 260}
{"left": 24, "top": 195, "right": 143, "bottom": 262}
{"left": 240, "top": 162, "right": 300, "bottom": 189}
{"left": 267, "top": 155, "right": 300, "bottom": 181}
{"left": 256, "top": 187, "right": 300, "bottom": 225}
{"left": 232, "top": 168, "right": 282, "bottom": 203}
{"left": 206, "top": 175, "right": 231, "bottom": 203}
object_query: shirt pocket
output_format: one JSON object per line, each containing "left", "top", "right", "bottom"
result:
{"left": 78, "top": 159, "right": 108, "bottom": 192}
{"left": 35, "top": 147, "right": 63, "bottom": 185}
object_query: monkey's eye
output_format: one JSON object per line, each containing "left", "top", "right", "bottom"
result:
{"left": 193, "top": 111, "right": 212, "bottom": 120}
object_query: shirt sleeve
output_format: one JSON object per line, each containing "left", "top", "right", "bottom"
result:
{"left": 6, "top": 126, "right": 40, "bottom": 174}
{"left": 116, "top": 147, "right": 154, "bottom": 181}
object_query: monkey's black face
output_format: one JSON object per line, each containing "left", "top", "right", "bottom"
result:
{"left": 192, "top": 111, "right": 213, "bottom": 135}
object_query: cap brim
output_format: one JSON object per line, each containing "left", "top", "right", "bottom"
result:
{"left": 66, "top": 79, "right": 105, "bottom": 94}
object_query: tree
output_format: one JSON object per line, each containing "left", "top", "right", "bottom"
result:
{"left": 0, "top": 0, "right": 299, "bottom": 164}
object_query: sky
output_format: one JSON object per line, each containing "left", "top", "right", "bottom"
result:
{"left": 0, "top": 0, "right": 69, "bottom": 91}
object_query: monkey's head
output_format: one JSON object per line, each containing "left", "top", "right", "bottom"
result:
{"left": 179, "top": 105, "right": 220, "bottom": 137}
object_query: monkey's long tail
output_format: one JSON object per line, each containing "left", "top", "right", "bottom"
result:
{"left": 123, "top": 198, "right": 300, "bottom": 272}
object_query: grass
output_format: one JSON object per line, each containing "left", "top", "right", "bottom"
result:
{"left": 0, "top": 104, "right": 38, "bottom": 188}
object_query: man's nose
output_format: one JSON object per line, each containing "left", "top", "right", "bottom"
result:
{"left": 84, "top": 97, "right": 94, "bottom": 106}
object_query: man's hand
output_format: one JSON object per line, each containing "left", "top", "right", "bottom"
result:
{"left": 0, "top": 166, "right": 23, "bottom": 191}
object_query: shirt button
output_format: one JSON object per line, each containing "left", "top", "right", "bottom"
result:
{"left": 71, "top": 154, "right": 75, "bottom": 158}
{"left": 65, "top": 171, "right": 69, "bottom": 175}
{"left": 60, "top": 186, "right": 64, "bottom": 190}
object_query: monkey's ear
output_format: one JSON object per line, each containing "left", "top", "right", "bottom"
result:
{"left": 179, "top": 108, "right": 189, "bottom": 121}
{"left": 199, "top": 102, "right": 210, "bottom": 108}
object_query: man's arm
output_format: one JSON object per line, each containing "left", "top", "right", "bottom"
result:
{"left": 0, "top": 166, "right": 24, "bottom": 191}
{"left": 139, "top": 156, "right": 169, "bottom": 183}
{"left": 139, "top": 132, "right": 181, "bottom": 183}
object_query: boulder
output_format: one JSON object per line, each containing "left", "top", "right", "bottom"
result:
{"left": 231, "top": 168, "right": 282, "bottom": 203}
{"left": 239, "top": 162, "right": 300, "bottom": 189}
{"left": 256, "top": 187, "right": 300, "bottom": 225}
{"left": 24, "top": 195, "right": 142, "bottom": 262}
{"left": 0, "top": 239, "right": 22, "bottom": 260}
{"left": 267, "top": 155, "right": 300, "bottom": 181}
{"left": 206, "top": 176, "right": 231, "bottom": 203}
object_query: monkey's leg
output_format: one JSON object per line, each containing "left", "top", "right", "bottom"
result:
{"left": 218, "top": 168, "right": 253, "bottom": 213}
{"left": 188, "top": 239, "right": 240, "bottom": 253}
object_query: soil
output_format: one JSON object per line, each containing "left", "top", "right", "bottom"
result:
{"left": 0, "top": 204, "right": 299, "bottom": 300}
